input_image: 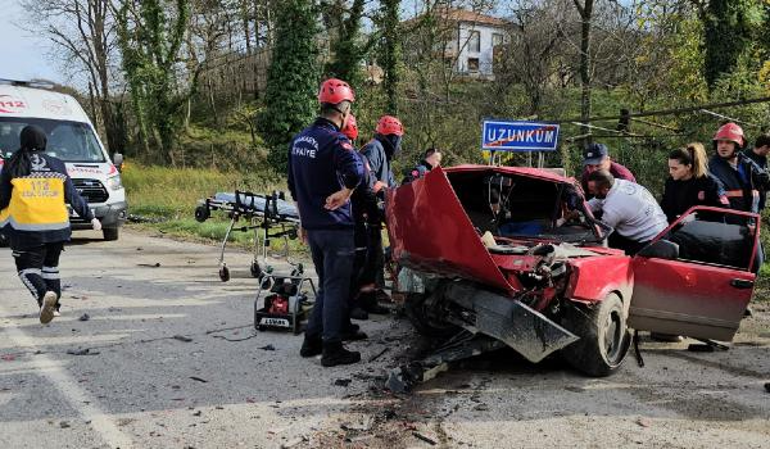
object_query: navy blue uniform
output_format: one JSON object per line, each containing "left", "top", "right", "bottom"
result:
{"left": 401, "top": 159, "right": 434, "bottom": 184}
{"left": 744, "top": 148, "right": 769, "bottom": 210}
{"left": 0, "top": 150, "right": 93, "bottom": 308}
{"left": 361, "top": 137, "right": 397, "bottom": 189}
{"left": 288, "top": 118, "right": 364, "bottom": 344}
{"left": 708, "top": 154, "right": 768, "bottom": 214}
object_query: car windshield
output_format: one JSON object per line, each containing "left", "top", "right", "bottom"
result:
{"left": 0, "top": 117, "right": 105, "bottom": 163}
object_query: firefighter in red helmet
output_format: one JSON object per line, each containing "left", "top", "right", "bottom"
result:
{"left": 708, "top": 122, "right": 769, "bottom": 214}
{"left": 289, "top": 78, "right": 366, "bottom": 367}
{"left": 354, "top": 115, "right": 404, "bottom": 315}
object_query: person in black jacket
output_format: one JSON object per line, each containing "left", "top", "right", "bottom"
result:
{"left": 0, "top": 125, "right": 101, "bottom": 324}
{"left": 660, "top": 142, "right": 728, "bottom": 223}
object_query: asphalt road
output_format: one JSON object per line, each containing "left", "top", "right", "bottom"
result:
{"left": 1, "top": 229, "right": 769, "bottom": 449}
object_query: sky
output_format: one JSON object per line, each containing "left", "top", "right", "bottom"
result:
{"left": 0, "top": 0, "right": 63, "bottom": 83}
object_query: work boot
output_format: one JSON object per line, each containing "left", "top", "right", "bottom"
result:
{"left": 342, "top": 328, "right": 368, "bottom": 341}
{"left": 321, "top": 342, "right": 361, "bottom": 367}
{"left": 359, "top": 291, "right": 390, "bottom": 315}
{"left": 349, "top": 306, "right": 369, "bottom": 321}
{"left": 39, "top": 291, "right": 58, "bottom": 325}
{"left": 300, "top": 334, "right": 322, "bottom": 358}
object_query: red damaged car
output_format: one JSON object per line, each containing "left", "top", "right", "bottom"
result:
{"left": 386, "top": 164, "right": 758, "bottom": 385}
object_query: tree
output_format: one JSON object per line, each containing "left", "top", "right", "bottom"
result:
{"left": 258, "top": 0, "right": 320, "bottom": 171}
{"left": 115, "top": 0, "right": 192, "bottom": 165}
{"left": 323, "top": 0, "right": 367, "bottom": 88}
{"left": 22, "top": 0, "right": 126, "bottom": 154}
{"left": 377, "top": 0, "right": 404, "bottom": 116}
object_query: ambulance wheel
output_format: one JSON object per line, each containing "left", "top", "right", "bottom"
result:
{"left": 103, "top": 228, "right": 119, "bottom": 241}
{"left": 219, "top": 266, "right": 230, "bottom": 282}
{"left": 194, "top": 205, "right": 210, "bottom": 223}
{"left": 561, "top": 293, "right": 630, "bottom": 377}
{"left": 250, "top": 261, "right": 262, "bottom": 278}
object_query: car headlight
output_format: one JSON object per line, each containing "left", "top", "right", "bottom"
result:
{"left": 106, "top": 174, "right": 123, "bottom": 191}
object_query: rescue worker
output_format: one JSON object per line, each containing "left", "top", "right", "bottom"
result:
{"left": 289, "top": 78, "right": 365, "bottom": 367}
{"left": 0, "top": 125, "right": 101, "bottom": 324}
{"left": 708, "top": 123, "right": 770, "bottom": 216}
{"left": 586, "top": 170, "right": 668, "bottom": 255}
{"left": 581, "top": 143, "right": 636, "bottom": 197}
{"left": 743, "top": 133, "right": 770, "bottom": 210}
{"left": 340, "top": 114, "right": 376, "bottom": 323}
{"left": 402, "top": 148, "right": 442, "bottom": 184}
{"left": 660, "top": 142, "right": 727, "bottom": 223}
{"left": 358, "top": 115, "right": 404, "bottom": 314}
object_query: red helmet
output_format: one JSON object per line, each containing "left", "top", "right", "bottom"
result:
{"left": 318, "top": 78, "right": 355, "bottom": 105}
{"left": 713, "top": 122, "right": 745, "bottom": 147}
{"left": 342, "top": 114, "right": 358, "bottom": 141}
{"left": 375, "top": 115, "right": 404, "bottom": 136}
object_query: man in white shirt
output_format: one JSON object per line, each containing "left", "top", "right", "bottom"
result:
{"left": 586, "top": 170, "right": 669, "bottom": 255}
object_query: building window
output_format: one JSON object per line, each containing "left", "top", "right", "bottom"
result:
{"left": 468, "top": 31, "right": 481, "bottom": 53}
{"left": 468, "top": 58, "right": 480, "bottom": 72}
{"left": 493, "top": 33, "right": 504, "bottom": 47}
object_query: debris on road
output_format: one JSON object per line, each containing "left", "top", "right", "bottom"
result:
{"left": 138, "top": 262, "right": 162, "bottom": 268}
{"left": 59, "top": 421, "right": 71, "bottom": 429}
{"left": 258, "top": 344, "right": 276, "bottom": 351}
{"left": 190, "top": 376, "right": 208, "bottom": 383}
{"left": 78, "top": 313, "right": 90, "bottom": 322}
{"left": 764, "top": 383, "right": 770, "bottom": 393}
{"left": 636, "top": 418, "right": 652, "bottom": 428}
{"left": 173, "top": 335, "right": 194, "bottom": 343}
{"left": 1, "top": 354, "right": 17, "bottom": 362}
{"left": 369, "top": 347, "right": 389, "bottom": 362}
{"left": 280, "top": 437, "right": 306, "bottom": 449}
{"left": 413, "top": 431, "right": 438, "bottom": 445}
{"left": 66, "top": 348, "right": 100, "bottom": 356}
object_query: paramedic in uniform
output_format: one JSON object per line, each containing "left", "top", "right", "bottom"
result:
{"left": 289, "top": 78, "right": 365, "bottom": 367}
{"left": 586, "top": 170, "right": 668, "bottom": 255}
{"left": 0, "top": 125, "right": 101, "bottom": 324}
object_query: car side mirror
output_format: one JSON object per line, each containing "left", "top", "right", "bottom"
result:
{"left": 637, "top": 239, "right": 679, "bottom": 260}
{"left": 112, "top": 153, "right": 124, "bottom": 171}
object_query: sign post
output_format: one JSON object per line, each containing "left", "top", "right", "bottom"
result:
{"left": 481, "top": 120, "right": 560, "bottom": 167}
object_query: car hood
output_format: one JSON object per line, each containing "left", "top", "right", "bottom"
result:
{"left": 386, "top": 166, "right": 520, "bottom": 295}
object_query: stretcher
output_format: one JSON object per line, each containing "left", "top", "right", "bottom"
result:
{"left": 194, "top": 190, "right": 303, "bottom": 282}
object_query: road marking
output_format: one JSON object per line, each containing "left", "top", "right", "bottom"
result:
{"left": 0, "top": 305, "right": 134, "bottom": 449}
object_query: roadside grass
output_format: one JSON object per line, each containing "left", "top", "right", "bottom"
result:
{"left": 122, "top": 164, "right": 306, "bottom": 254}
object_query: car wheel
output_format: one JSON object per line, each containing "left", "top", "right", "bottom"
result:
{"left": 103, "top": 228, "right": 119, "bottom": 241}
{"left": 404, "top": 292, "right": 458, "bottom": 338}
{"left": 561, "top": 293, "right": 630, "bottom": 377}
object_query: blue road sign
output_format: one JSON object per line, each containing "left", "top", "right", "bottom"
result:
{"left": 482, "top": 120, "right": 560, "bottom": 152}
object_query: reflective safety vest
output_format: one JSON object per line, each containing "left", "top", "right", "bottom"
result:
{"left": 0, "top": 172, "right": 69, "bottom": 232}
{"left": 0, "top": 152, "right": 92, "bottom": 248}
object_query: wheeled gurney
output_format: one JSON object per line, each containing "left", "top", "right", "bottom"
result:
{"left": 194, "top": 190, "right": 303, "bottom": 282}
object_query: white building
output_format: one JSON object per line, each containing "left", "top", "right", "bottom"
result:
{"left": 434, "top": 9, "right": 509, "bottom": 79}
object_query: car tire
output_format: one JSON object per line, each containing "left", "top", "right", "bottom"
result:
{"left": 561, "top": 292, "right": 630, "bottom": 377}
{"left": 103, "top": 228, "right": 120, "bottom": 241}
{"left": 404, "top": 292, "right": 458, "bottom": 338}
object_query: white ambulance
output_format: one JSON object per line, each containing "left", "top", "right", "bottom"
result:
{"left": 0, "top": 79, "right": 127, "bottom": 241}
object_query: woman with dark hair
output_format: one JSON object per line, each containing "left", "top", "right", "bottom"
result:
{"left": 660, "top": 142, "right": 727, "bottom": 223}
{"left": 0, "top": 125, "right": 101, "bottom": 324}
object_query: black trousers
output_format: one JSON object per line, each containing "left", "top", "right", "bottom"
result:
{"left": 12, "top": 242, "right": 64, "bottom": 307}
{"left": 607, "top": 233, "right": 648, "bottom": 256}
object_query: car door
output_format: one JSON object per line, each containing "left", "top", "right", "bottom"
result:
{"left": 628, "top": 206, "right": 759, "bottom": 342}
